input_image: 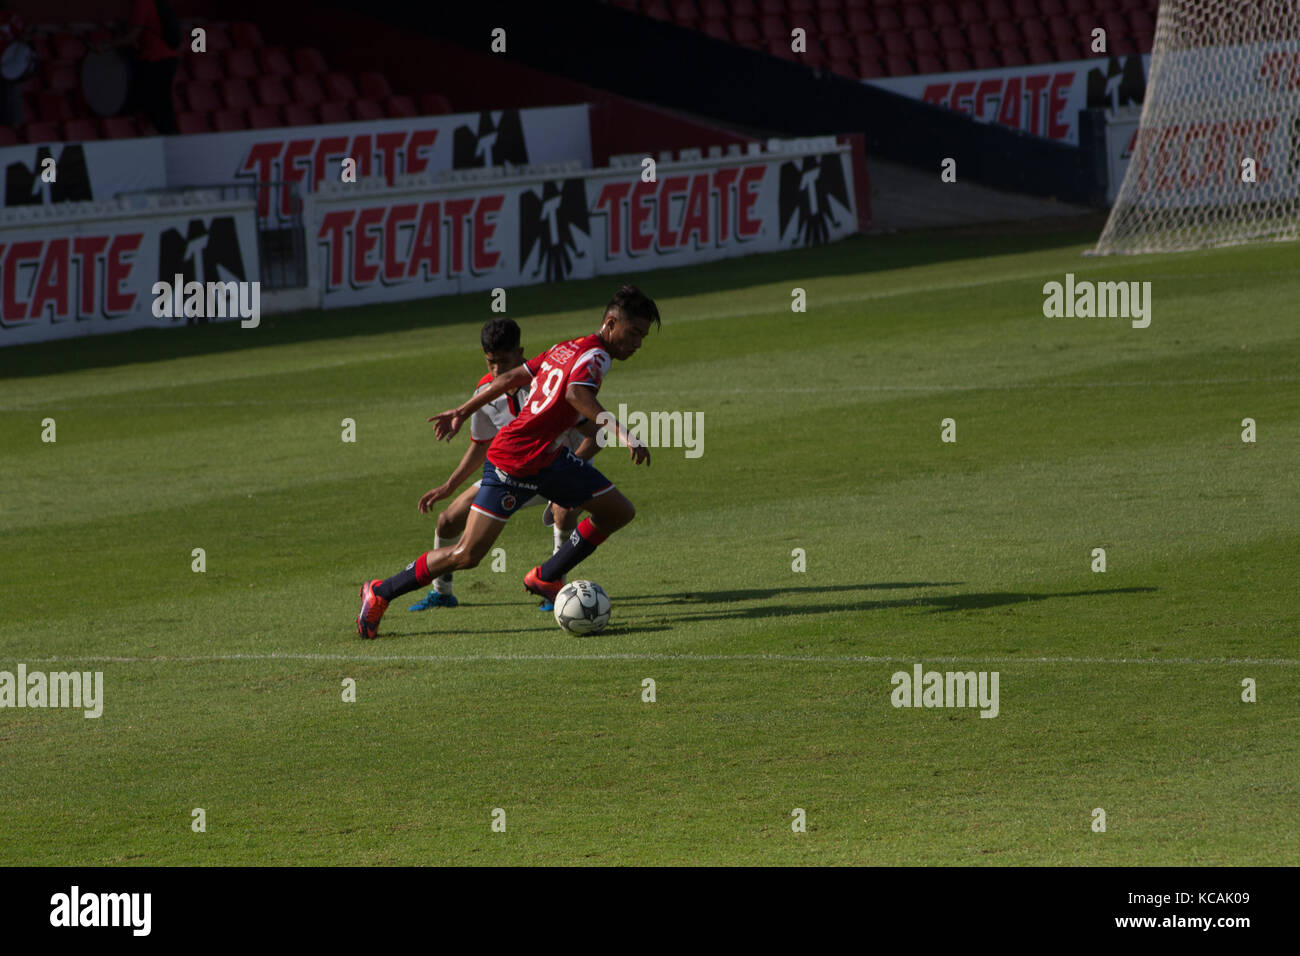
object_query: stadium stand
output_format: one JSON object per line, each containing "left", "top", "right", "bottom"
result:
{"left": 610, "top": 0, "right": 1159, "bottom": 79}
{"left": 5, "top": 17, "right": 445, "bottom": 143}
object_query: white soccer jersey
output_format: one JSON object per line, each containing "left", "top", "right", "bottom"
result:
{"left": 468, "top": 372, "right": 586, "bottom": 450}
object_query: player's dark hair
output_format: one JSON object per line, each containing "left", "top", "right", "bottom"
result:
{"left": 606, "top": 284, "right": 661, "bottom": 329}
{"left": 481, "top": 318, "right": 521, "bottom": 353}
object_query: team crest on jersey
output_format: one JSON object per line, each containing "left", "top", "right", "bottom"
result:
{"left": 501, "top": 494, "right": 517, "bottom": 511}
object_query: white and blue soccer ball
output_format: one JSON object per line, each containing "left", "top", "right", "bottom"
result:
{"left": 553, "top": 580, "right": 611, "bottom": 635}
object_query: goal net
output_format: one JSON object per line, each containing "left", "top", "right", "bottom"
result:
{"left": 1093, "top": 2, "right": 1300, "bottom": 254}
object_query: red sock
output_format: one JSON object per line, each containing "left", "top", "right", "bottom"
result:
{"left": 414, "top": 551, "right": 433, "bottom": 586}
{"left": 577, "top": 517, "right": 609, "bottom": 546}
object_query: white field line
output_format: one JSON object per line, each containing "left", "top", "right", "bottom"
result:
{"left": 13, "top": 652, "right": 1298, "bottom": 666}
{"left": 3, "top": 377, "right": 1298, "bottom": 411}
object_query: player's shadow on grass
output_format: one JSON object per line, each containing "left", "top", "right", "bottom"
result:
{"left": 616, "top": 584, "right": 1157, "bottom": 622}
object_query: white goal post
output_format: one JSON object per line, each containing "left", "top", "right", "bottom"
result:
{"left": 1093, "top": 2, "right": 1300, "bottom": 254}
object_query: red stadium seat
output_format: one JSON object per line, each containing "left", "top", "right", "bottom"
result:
{"left": 1011, "top": 0, "right": 1037, "bottom": 17}
{"left": 35, "top": 91, "right": 73, "bottom": 122}
{"left": 1048, "top": 15, "right": 1074, "bottom": 41}
{"left": 759, "top": 14, "right": 785, "bottom": 40}
{"left": 790, "top": 10, "right": 817, "bottom": 35}
{"left": 938, "top": 24, "right": 965, "bottom": 50}
{"left": 912, "top": 30, "right": 938, "bottom": 54}
{"left": 876, "top": 8, "right": 902, "bottom": 31}
{"left": 248, "top": 105, "right": 282, "bottom": 129}
{"left": 818, "top": 11, "right": 847, "bottom": 33}
{"left": 901, "top": 4, "right": 928, "bottom": 29}
{"left": 789, "top": 0, "right": 814, "bottom": 10}
{"left": 53, "top": 34, "right": 86, "bottom": 61}
{"left": 1000, "top": 47, "right": 1026, "bottom": 66}
{"left": 48, "top": 64, "right": 79, "bottom": 92}
{"left": 230, "top": 21, "right": 264, "bottom": 48}
{"left": 1102, "top": 11, "right": 1128, "bottom": 34}
{"left": 1130, "top": 10, "right": 1155, "bottom": 34}
{"left": 971, "top": 48, "right": 998, "bottom": 68}
{"left": 419, "top": 92, "right": 452, "bottom": 114}
{"left": 967, "top": 22, "right": 994, "bottom": 49}
{"left": 942, "top": 49, "right": 971, "bottom": 71}
{"left": 224, "top": 49, "right": 258, "bottom": 79}
{"left": 846, "top": 10, "right": 872, "bottom": 33}
{"left": 212, "top": 109, "right": 246, "bottom": 131}
{"left": 733, "top": 0, "right": 756, "bottom": 14}
{"left": 100, "top": 116, "right": 138, "bottom": 139}
{"left": 200, "top": 23, "right": 232, "bottom": 52}
{"left": 384, "top": 95, "right": 417, "bottom": 118}
{"left": 292, "top": 47, "right": 329, "bottom": 74}
{"left": 731, "top": 18, "right": 760, "bottom": 45}
{"left": 700, "top": 0, "right": 727, "bottom": 16}
{"left": 994, "top": 21, "right": 1022, "bottom": 46}
{"left": 282, "top": 104, "right": 317, "bottom": 127}
{"left": 1040, "top": 0, "right": 1066, "bottom": 14}
{"left": 1064, "top": 0, "right": 1090, "bottom": 12}
{"left": 986, "top": 0, "right": 1011, "bottom": 19}
{"left": 1026, "top": 43, "right": 1053, "bottom": 63}
{"left": 701, "top": 19, "right": 731, "bottom": 41}
{"left": 1052, "top": 41, "right": 1082, "bottom": 60}
{"left": 956, "top": 1, "right": 982, "bottom": 25}
{"left": 25, "top": 121, "right": 62, "bottom": 143}
{"left": 324, "top": 73, "right": 358, "bottom": 101}
{"left": 671, "top": 1, "right": 700, "bottom": 24}
{"left": 185, "top": 81, "right": 221, "bottom": 112}
{"left": 828, "top": 57, "right": 856, "bottom": 77}
{"left": 826, "top": 34, "right": 855, "bottom": 58}
{"left": 289, "top": 74, "right": 325, "bottom": 107}
{"left": 884, "top": 54, "right": 913, "bottom": 76}
{"left": 258, "top": 46, "right": 293, "bottom": 76}
{"left": 915, "top": 53, "right": 943, "bottom": 73}
{"left": 189, "top": 53, "right": 223, "bottom": 82}
{"left": 0, "top": 126, "right": 18, "bottom": 146}
{"left": 882, "top": 31, "right": 910, "bottom": 56}
{"left": 177, "top": 111, "right": 213, "bottom": 134}
{"left": 256, "top": 76, "right": 290, "bottom": 106}
{"left": 854, "top": 34, "right": 883, "bottom": 58}
{"left": 63, "top": 118, "right": 99, "bottom": 141}
{"left": 758, "top": 0, "right": 784, "bottom": 12}
{"left": 1022, "top": 20, "right": 1049, "bottom": 44}
{"left": 857, "top": 55, "right": 884, "bottom": 78}
{"left": 1111, "top": 36, "right": 1137, "bottom": 54}
{"left": 353, "top": 98, "right": 385, "bottom": 121}
{"left": 930, "top": 3, "right": 957, "bottom": 27}
{"left": 220, "top": 78, "right": 254, "bottom": 110}
{"left": 317, "top": 102, "right": 352, "bottom": 124}
{"left": 358, "top": 72, "right": 392, "bottom": 101}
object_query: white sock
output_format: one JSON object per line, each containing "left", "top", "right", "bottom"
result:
{"left": 553, "top": 524, "right": 565, "bottom": 555}
{"left": 433, "top": 532, "right": 457, "bottom": 594}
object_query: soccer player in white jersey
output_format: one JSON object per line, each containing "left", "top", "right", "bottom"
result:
{"left": 407, "top": 318, "right": 598, "bottom": 612}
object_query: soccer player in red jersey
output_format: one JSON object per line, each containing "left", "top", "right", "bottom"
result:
{"left": 408, "top": 317, "right": 598, "bottom": 611}
{"left": 356, "top": 285, "right": 659, "bottom": 639}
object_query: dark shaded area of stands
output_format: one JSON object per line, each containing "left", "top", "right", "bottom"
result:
{"left": 315, "top": 0, "right": 1102, "bottom": 204}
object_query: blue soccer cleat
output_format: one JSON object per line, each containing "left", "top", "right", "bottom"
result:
{"left": 538, "top": 600, "right": 554, "bottom": 612}
{"left": 409, "top": 591, "right": 459, "bottom": 612}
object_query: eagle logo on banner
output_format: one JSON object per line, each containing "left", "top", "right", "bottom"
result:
{"left": 778, "top": 153, "right": 849, "bottom": 247}
{"left": 520, "top": 178, "right": 589, "bottom": 282}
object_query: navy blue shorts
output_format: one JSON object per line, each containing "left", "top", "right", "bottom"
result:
{"left": 470, "top": 450, "right": 615, "bottom": 522}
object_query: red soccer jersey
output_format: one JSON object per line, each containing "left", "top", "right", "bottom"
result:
{"left": 487, "top": 333, "right": 611, "bottom": 476}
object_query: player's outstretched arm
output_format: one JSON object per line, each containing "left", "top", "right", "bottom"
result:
{"left": 418, "top": 440, "right": 489, "bottom": 513}
{"left": 429, "top": 365, "right": 532, "bottom": 441}
{"left": 565, "top": 384, "right": 650, "bottom": 466}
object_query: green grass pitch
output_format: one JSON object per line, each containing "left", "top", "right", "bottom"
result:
{"left": 1, "top": 218, "right": 1297, "bottom": 865}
